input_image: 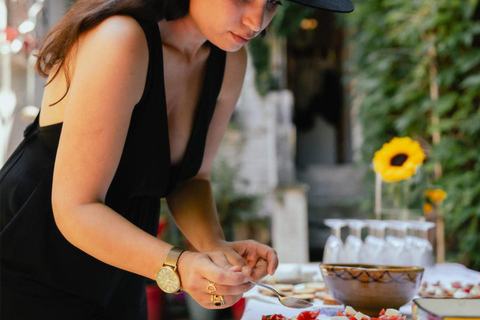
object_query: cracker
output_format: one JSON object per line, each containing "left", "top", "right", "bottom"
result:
{"left": 292, "top": 287, "right": 316, "bottom": 295}
{"left": 274, "top": 284, "right": 294, "bottom": 292}
{"left": 318, "top": 293, "right": 342, "bottom": 305}
{"left": 305, "top": 282, "right": 326, "bottom": 292}
{"left": 258, "top": 284, "right": 293, "bottom": 297}
{"left": 290, "top": 293, "right": 315, "bottom": 302}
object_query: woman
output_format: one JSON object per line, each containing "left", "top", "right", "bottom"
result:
{"left": 0, "top": 0, "right": 353, "bottom": 318}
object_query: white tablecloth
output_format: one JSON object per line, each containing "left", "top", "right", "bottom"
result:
{"left": 240, "top": 263, "right": 480, "bottom": 320}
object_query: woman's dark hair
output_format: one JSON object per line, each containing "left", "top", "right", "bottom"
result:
{"left": 36, "top": 0, "right": 189, "bottom": 105}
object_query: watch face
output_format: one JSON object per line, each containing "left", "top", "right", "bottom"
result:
{"left": 156, "top": 267, "right": 180, "bottom": 293}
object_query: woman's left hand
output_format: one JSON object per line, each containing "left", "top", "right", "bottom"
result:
{"left": 210, "top": 240, "right": 279, "bottom": 281}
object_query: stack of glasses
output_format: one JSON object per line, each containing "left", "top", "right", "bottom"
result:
{"left": 322, "top": 219, "right": 435, "bottom": 267}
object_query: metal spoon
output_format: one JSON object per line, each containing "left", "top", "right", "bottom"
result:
{"left": 249, "top": 280, "right": 314, "bottom": 309}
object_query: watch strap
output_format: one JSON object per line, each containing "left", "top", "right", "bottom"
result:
{"left": 163, "top": 247, "right": 185, "bottom": 270}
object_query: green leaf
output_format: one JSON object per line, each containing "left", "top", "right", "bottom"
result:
{"left": 455, "top": 50, "right": 480, "bottom": 74}
{"left": 434, "top": 93, "right": 459, "bottom": 116}
{"left": 460, "top": 74, "right": 480, "bottom": 89}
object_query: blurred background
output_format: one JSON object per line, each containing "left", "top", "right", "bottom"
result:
{"left": 1, "top": 0, "right": 479, "bottom": 319}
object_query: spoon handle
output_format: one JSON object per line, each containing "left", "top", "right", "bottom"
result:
{"left": 248, "top": 280, "right": 282, "bottom": 298}
{"left": 249, "top": 280, "right": 314, "bottom": 309}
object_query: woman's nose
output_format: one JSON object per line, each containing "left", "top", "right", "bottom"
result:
{"left": 242, "top": 4, "right": 265, "bottom": 33}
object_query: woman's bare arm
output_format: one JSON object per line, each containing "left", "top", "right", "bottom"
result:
{"left": 50, "top": 15, "right": 171, "bottom": 279}
{"left": 167, "top": 47, "right": 278, "bottom": 277}
{"left": 166, "top": 47, "right": 247, "bottom": 251}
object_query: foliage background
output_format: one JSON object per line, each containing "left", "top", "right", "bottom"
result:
{"left": 345, "top": 0, "right": 480, "bottom": 270}
{"left": 250, "top": 1, "right": 480, "bottom": 270}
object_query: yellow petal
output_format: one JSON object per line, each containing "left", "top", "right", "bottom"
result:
{"left": 372, "top": 137, "right": 425, "bottom": 182}
{"left": 425, "top": 189, "right": 447, "bottom": 202}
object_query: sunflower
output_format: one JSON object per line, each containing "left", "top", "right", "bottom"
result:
{"left": 373, "top": 137, "right": 426, "bottom": 182}
{"left": 425, "top": 189, "right": 447, "bottom": 203}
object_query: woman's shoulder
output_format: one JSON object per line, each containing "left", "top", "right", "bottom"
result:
{"left": 81, "top": 15, "right": 147, "bottom": 46}
{"left": 65, "top": 14, "right": 149, "bottom": 102}
{"left": 71, "top": 15, "right": 149, "bottom": 73}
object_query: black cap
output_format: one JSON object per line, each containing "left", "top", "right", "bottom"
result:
{"left": 288, "top": 0, "right": 354, "bottom": 12}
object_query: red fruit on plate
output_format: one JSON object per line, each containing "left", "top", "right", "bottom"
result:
{"left": 297, "top": 310, "right": 321, "bottom": 320}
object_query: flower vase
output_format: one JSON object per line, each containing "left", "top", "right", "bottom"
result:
{"left": 375, "top": 171, "right": 425, "bottom": 220}
{"left": 372, "top": 136, "right": 426, "bottom": 220}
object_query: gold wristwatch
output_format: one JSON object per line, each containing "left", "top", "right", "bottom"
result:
{"left": 155, "top": 247, "right": 185, "bottom": 294}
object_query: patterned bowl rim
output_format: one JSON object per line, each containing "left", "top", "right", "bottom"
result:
{"left": 320, "top": 263, "right": 424, "bottom": 273}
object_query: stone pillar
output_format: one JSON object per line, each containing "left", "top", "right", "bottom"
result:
{"left": 267, "top": 90, "right": 296, "bottom": 184}
{"left": 227, "top": 51, "right": 311, "bottom": 263}
{"left": 233, "top": 52, "right": 278, "bottom": 217}
{"left": 272, "top": 183, "right": 310, "bottom": 263}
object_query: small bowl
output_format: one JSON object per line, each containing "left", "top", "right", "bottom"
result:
{"left": 320, "top": 264, "right": 424, "bottom": 316}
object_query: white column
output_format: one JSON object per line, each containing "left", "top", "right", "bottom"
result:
{"left": 272, "top": 184, "right": 310, "bottom": 263}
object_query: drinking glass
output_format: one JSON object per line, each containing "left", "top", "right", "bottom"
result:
{"left": 343, "top": 219, "right": 366, "bottom": 263}
{"left": 412, "top": 221, "right": 435, "bottom": 267}
{"left": 403, "top": 220, "right": 417, "bottom": 259}
{"left": 361, "top": 220, "right": 388, "bottom": 265}
{"left": 385, "top": 220, "right": 411, "bottom": 266}
{"left": 323, "top": 219, "right": 345, "bottom": 263}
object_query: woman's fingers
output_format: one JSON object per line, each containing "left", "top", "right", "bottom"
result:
{"left": 208, "top": 251, "right": 235, "bottom": 270}
{"left": 264, "top": 247, "right": 279, "bottom": 275}
{"left": 197, "top": 292, "right": 244, "bottom": 309}
{"left": 201, "top": 278, "right": 255, "bottom": 296}
{"left": 208, "top": 240, "right": 253, "bottom": 276}
{"left": 201, "top": 252, "right": 249, "bottom": 284}
{"left": 223, "top": 247, "right": 252, "bottom": 271}
{"left": 232, "top": 240, "right": 279, "bottom": 276}
{"left": 179, "top": 251, "right": 250, "bottom": 291}
{"left": 176, "top": 251, "right": 255, "bottom": 309}
{"left": 250, "top": 257, "right": 268, "bottom": 280}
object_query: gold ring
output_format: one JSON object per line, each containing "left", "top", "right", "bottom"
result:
{"left": 211, "top": 294, "right": 225, "bottom": 307}
{"left": 206, "top": 281, "right": 217, "bottom": 294}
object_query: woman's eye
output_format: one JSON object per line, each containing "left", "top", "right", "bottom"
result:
{"left": 266, "top": 0, "right": 282, "bottom": 10}
{"left": 269, "top": 0, "right": 282, "bottom": 5}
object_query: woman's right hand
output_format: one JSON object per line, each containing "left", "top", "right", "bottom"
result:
{"left": 177, "top": 251, "right": 254, "bottom": 309}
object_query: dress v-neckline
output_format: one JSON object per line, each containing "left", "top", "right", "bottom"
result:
{"left": 155, "top": 24, "right": 216, "bottom": 173}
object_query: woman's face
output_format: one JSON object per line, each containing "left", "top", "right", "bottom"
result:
{"left": 189, "top": 0, "right": 281, "bottom": 51}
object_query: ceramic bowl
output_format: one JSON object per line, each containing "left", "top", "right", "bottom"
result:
{"left": 320, "top": 264, "right": 424, "bottom": 316}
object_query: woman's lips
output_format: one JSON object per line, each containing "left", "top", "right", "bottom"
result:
{"left": 231, "top": 32, "right": 251, "bottom": 45}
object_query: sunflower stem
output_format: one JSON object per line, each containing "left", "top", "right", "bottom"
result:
{"left": 375, "top": 172, "right": 382, "bottom": 220}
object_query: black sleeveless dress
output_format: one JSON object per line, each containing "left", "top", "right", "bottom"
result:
{"left": 0, "top": 17, "right": 226, "bottom": 320}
